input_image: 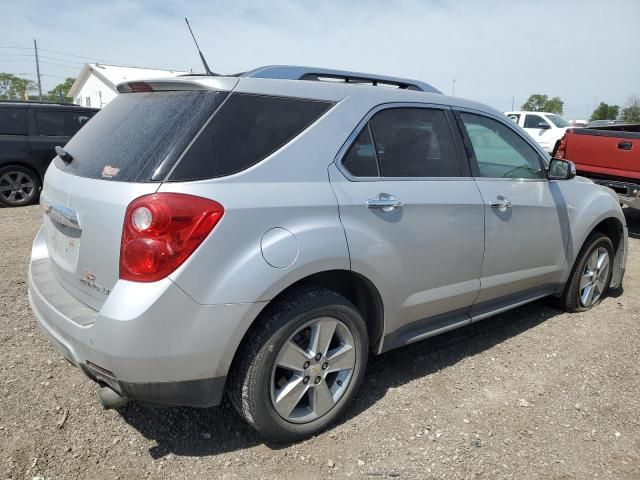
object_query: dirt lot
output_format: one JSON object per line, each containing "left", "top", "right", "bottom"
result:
{"left": 1, "top": 205, "right": 639, "bottom": 480}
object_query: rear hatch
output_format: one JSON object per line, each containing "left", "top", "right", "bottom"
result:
{"left": 41, "top": 80, "right": 233, "bottom": 310}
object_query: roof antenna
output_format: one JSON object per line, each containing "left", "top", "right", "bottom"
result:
{"left": 185, "top": 17, "right": 216, "bottom": 76}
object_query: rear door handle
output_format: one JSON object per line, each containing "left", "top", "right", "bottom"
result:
{"left": 367, "top": 194, "right": 403, "bottom": 212}
{"left": 489, "top": 198, "right": 512, "bottom": 212}
{"left": 618, "top": 141, "right": 633, "bottom": 151}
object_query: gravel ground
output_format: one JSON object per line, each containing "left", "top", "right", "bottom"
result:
{"left": 1, "top": 205, "right": 639, "bottom": 480}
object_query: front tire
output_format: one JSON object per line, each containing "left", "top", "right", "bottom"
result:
{"left": 559, "top": 232, "right": 614, "bottom": 312}
{"left": 228, "top": 286, "right": 368, "bottom": 443}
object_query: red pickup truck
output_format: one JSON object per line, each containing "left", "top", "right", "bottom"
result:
{"left": 554, "top": 124, "right": 640, "bottom": 209}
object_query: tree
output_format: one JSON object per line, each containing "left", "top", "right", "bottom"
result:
{"left": 0, "top": 73, "right": 35, "bottom": 100}
{"left": 619, "top": 95, "right": 640, "bottom": 123}
{"left": 47, "top": 77, "right": 76, "bottom": 102}
{"left": 590, "top": 102, "right": 620, "bottom": 121}
{"left": 521, "top": 94, "right": 564, "bottom": 114}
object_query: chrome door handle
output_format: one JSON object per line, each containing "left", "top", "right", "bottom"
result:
{"left": 367, "top": 195, "right": 403, "bottom": 212}
{"left": 489, "top": 198, "right": 512, "bottom": 212}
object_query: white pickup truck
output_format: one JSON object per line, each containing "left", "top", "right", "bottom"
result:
{"left": 505, "top": 111, "right": 571, "bottom": 153}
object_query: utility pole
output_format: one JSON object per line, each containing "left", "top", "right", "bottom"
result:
{"left": 511, "top": 96, "right": 515, "bottom": 111}
{"left": 452, "top": 78, "right": 456, "bottom": 96}
{"left": 33, "top": 39, "right": 42, "bottom": 100}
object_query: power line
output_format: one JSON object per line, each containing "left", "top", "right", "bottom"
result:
{"left": 0, "top": 52, "right": 84, "bottom": 64}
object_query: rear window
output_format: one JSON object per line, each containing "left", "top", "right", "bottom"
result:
{"left": 169, "top": 93, "right": 333, "bottom": 181}
{"left": 57, "top": 90, "right": 228, "bottom": 181}
{"left": 0, "top": 108, "right": 28, "bottom": 135}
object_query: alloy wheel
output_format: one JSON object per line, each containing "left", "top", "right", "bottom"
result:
{"left": 270, "top": 317, "right": 356, "bottom": 424}
{"left": 579, "top": 247, "right": 610, "bottom": 307}
{"left": 0, "top": 170, "right": 36, "bottom": 205}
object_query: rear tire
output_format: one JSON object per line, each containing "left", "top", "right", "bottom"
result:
{"left": 0, "top": 165, "right": 41, "bottom": 207}
{"left": 228, "top": 286, "right": 368, "bottom": 443}
{"left": 559, "top": 232, "right": 614, "bottom": 312}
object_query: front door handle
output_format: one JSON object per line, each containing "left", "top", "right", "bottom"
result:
{"left": 367, "top": 194, "right": 403, "bottom": 212}
{"left": 618, "top": 141, "right": 633, "bottom": 151}
{"left": 489, "top": 198, "right": 512, "bottom": 212}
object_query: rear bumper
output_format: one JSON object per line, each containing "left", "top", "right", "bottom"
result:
{"left": 28, "top": 233, "right": 266, "bottom": 407}
{"left": 591, "top": 178, "right": 640, "bottom": 209}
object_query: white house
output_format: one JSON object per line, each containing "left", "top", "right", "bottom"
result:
{"left": 68, "top": 64, "right": 189, "bottom": 108}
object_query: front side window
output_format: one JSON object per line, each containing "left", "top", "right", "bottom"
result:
{"left": 65, "top": 112, "right": 94, "bottom": 136}
{"left": 0, "top": 108, "right": 28, "bottom": 135}
{"left": 36, "top": 110, "right": 95, "bottom": 137}
{"left": 524, "top": 114, "right": 549, "bottom": 129}
{"left": 460, "top": 112, "right": 544, "bottom": 179}
{"left": 343, "top": 107, "right": 460, "bottom": 178}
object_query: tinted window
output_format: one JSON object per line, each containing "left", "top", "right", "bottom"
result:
{"left": 506, "top": 113, "right": 520, "bottom": 123}
{"left": 460, "top": 113, "right": 544, "bottom": 179}
{"left": 342, "top": 126, "right": 378, "bottom": 177}
{"left": 57, "top": 90, "right": 227, "bottom": 181}
{"left": 0, "top": 108, "right": 28, "bottom": 135}
{"left": 368, "top": 108, "right": 460, "bottom": 177}
{"left": 524, "top": 114, "right": 549, "bottom": 129}
{"left": 36, "top": 111, "right": 66, "bottom": 136}
{"left": 170, "top": 93, "right": 333, "bottom": 181}
{"left": 37, "top": 110, "right": 93, "bottom": 136}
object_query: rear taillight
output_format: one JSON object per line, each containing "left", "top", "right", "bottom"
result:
{"left": 555, "top": 130, "right": 570, "bottom": 159}
{"left": 120, "top": 193, "right": 224, "bottom": 282}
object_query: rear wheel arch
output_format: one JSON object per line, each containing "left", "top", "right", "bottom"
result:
{"left": 232, "top": 269, "right": 384, "bottom": 368}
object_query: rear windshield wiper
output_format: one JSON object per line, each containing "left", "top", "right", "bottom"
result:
{"left": 55, "top": 146, "right": 73, "bottom": 164}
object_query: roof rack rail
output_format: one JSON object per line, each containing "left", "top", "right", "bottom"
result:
{"left": 239, "top": 65, "right": 442, "bottom": 94}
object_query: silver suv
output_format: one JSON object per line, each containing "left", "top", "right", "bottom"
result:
{"left": 28, "top": 66, "right": 628, "bottom": 442}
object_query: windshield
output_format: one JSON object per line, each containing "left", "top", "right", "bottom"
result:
{"left": 547, "top": 114, "right": 571, "bottom": 128}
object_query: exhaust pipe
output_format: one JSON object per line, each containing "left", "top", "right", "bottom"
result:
{"left": 96, "top": 386, "right": 129, "bottom": 410}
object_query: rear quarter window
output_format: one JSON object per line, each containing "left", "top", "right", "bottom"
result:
{"left": 169, "top": 93, "right": 333, "bottom": 181}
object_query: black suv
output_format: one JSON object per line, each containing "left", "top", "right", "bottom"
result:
{"left": 0, "top": 101, "right": 98, "bottom": 207}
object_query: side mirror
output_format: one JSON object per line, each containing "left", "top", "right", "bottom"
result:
{"left": 538, "top": 122, "right": 551, "bottom": 129}
{"left": 548, "top": 158, "right": 576, "bottom": 180}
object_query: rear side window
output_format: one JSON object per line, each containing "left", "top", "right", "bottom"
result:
{"left": 169, "top": 93, "right": 333, "bottom": 181}
{"left": 0, "top": 108, "right": 28, "bottom": 135}
{"left": 58, "top": 90, "right": 227, "bottom": 181}
{"left": 369, "top": 108, "right": 461, "bottom": 178}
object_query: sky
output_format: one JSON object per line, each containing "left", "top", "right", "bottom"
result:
{"left": 1, "top": 0, "right": 638, "bottom": 120}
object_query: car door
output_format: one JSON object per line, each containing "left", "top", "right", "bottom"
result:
{"left": 28, "top": 109, "right": 95, "bottom": 178}
{"left": 329, "top": 105, "right": 485, "bottom": 346}
{"left": 28, "top": 109, "right": 71, "bottom": 175}
{"left": 455, "top": 110, "right": 567, "bottom": 315}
